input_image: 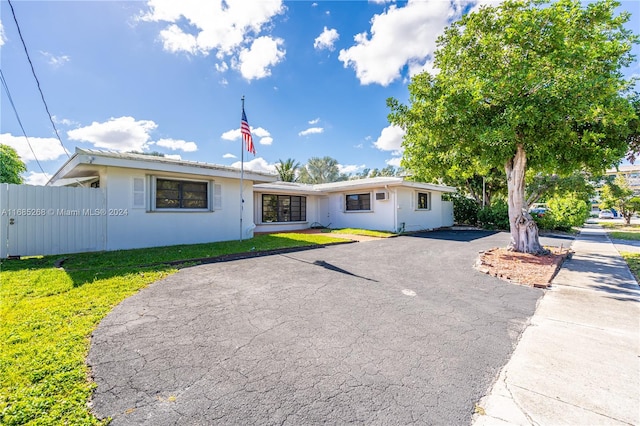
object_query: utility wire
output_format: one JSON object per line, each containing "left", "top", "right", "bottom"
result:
{"left": 7, "top": 0, "right": 70, "bottom": 159}
{"left": 0, "top": 68, "right": 46, "bottom": 175}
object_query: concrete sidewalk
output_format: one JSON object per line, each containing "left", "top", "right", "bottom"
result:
{"left": 473, "top": 225, "right": 640, "bottom": 425}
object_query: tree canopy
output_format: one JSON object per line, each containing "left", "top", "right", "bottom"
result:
{"left": 298, "top": 156, "right": 347, "bottom": 184}
{"left": 600, "top": 175, "right": 640, "bottom": 224}
{"left": 0, "top": 144, "right": 27, "bottom": 184}
{"left": 388, "top": 0, "right": 638, "bottom": 252}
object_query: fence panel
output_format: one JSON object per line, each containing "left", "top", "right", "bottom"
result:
{"left": 441, "top": 200, "right": 454, "bottom": 227}
{"left": 0, "top": 184, "right": 106, "bottom": 258}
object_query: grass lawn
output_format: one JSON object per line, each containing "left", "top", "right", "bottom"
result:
{"left": 620, "top": 252, "right": 640, "bottom": 281}
{"left": 598, "top": 222, "right": 640, "bottom": 241}
{"left": 0, "top": 233, "right": 347, "bottom": 425}
{"left": 598, "top": 223, "right": 640, "bottom": 279}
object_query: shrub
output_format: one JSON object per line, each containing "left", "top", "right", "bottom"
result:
{"left": 547, "top": 195, "right": 590, "bottom": 230}
{"left": 445, "top": 193, "right": 479, "bottom": 225}
{"left": 532, "top": 211, "right": 557, "bottom": 230}
{"left": 478, "top": 199, "right": 509, "bottom": 230}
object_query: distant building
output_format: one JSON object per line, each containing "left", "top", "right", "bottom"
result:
{"left": 605, "top": 165, "right": 640, "bottom": 195}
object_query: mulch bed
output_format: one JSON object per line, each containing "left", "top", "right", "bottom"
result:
{"left": 474, "top": 246, "right": 572, "bottom": 288}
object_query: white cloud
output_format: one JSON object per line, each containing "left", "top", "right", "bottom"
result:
{"left": 231, "top": 157, "right": 276, "bottom": 173}
{"left": 338, "top": 164, "right": 365, "bottom": 174}
{"left": 221, "top": 128, "right": 241, "bottom": 141}
{"left": 298, "top": 127, "right": 324, "bottom": 136}
{"left": 252, "top": 127, "right": 271, "bottom": 138}
{"left": 314, "top": 27, "right": 339, "bottom": 51}
{"left": 223, "top": 153, "right": 237, "bottom": 159}
{"left": 222, "top": 126, "right": 272, "bottom": 143}
{"left": 156, "top": 138, "right": 198, "bottom": 152}
{"left": 215, "top": 61, "right": 229, "bottom": 73}
{"left": 0, "top": 133, "right": 68, "bottom": 162}
{"left": 338, "top": 0, "right": 461, "bottom": 86}
{"left": 141, "top": 0, "right": 285, "bottom": 79}
{"left": 374, "top": 124, "right": 405, "bottom": 154}
{"left": 159, "top": 24, "right": 197, "bottom": 54}
{"left": 24, "top": 172, "right": 52, "bottom": 186}
{"left": 386, "top": 157, "right": 402, "bottom": 167}
{"left": 52, "top": 116, "right": 78, "bottom": 127}
{"left": 0, "top": 20, "right": 5, "bottom": 47}
{"left": 234, "top": 36, "right": 285, "bottom": 80}
{"left": 40, "top": 51, "right": 70, "bottom": 68}
{"left": 308, "top": 117, "right": 320, "bottom": 124}
{"left": 312, "top": 2, "right": 318, "bottom": 7}
{"left": 67, "top": 116, "right": 157, "bottom": 152}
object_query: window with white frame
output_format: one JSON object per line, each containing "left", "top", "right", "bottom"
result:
{"left": 345, "top": 193, "right": 371, "bottom": 211}
{"left": 262, "top": 194, "right": 306, "bottom": 222}
{"left": 154, "top": 178, "right": 208, "bottom": 210}
{"left": 417, "top": 192, "right": 431, "bottom": 210}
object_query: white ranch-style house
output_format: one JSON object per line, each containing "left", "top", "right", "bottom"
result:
{"left": 1, "top": 149, "right": 455, "bottom": 257}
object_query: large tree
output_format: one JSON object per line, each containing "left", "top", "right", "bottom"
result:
{"left": 0, "top": 144, "right": 27, "bottom": 184}
{"left": 298, "top": 156, "right": 347, "bottom": 184}
{"left": 388, "top": 0, "right": 638, "bottom": 253}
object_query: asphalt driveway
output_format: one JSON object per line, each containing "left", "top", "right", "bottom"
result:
{"left": 88, "top": 230, "right": 568, "bottom": 425}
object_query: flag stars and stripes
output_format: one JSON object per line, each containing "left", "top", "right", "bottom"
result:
{"left": 241, "top": 109, "right": 256, "bottom": 155}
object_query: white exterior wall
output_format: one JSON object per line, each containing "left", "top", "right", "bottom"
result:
{"left": 102, "top": 167, "right": 254, "bottom": 251}
{"left": 396, "top": 187, "right": 447, "bottom": 232}
{"left": 327, "top": 188, "right": 396, "bottom": 232}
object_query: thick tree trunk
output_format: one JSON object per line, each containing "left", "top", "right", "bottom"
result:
{"left": 505, "top": 144, "right": 547, "bottom": 254}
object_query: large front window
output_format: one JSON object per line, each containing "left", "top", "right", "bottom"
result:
{"left": 346, "top": 193, "right": 371, "bottom": 211}
{"left": 156, "top": 178, "right": 208, "bottom": 209}
{"left": 262, "top": 194, "right": 306, "bottom": 222}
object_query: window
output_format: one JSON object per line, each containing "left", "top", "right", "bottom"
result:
{"left": 417, "top": 192, "right": 431, "bottom": 210}
{"left": 262, "top": 194, "right": 306, "bottom": 222}
{"left": 155, "top": 178, "right": 208, "bottom": 209}
{"left": 346, "top": 193, "right": 371, "bottom": 211}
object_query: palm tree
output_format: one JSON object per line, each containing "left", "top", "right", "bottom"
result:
{"left": 275, "top": 158, "right": 300, "bottom": 182}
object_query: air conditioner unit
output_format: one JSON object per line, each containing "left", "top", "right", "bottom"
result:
{"left": 375, "top": 191, "right": 389, "bottom": 201}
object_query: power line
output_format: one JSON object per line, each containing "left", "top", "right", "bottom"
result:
{"left": 0, "top": 68, "right": 47, "bottom": 175}
{"left": 7, "top": 0, "right": 70, "bottom": 159}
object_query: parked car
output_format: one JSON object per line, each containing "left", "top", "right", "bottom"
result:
{"left": 529, "top": 204, "right": 549, "bottom": 217}
{"left": 598, "top": 210, "right": 614, "bottom": 219}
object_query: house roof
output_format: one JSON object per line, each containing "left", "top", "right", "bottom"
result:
{"left": 254, "top": 177, "right": 456, "bottom": 194}
{"left": 252, "top": 181, "right": 321, "bottom": 195}
{"left": 48, "top": 148, "right": 278, "bottom": 186}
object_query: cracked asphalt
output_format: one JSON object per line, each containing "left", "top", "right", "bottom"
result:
{"left": 87, "top": 230, "right": 568, "bottom": 425}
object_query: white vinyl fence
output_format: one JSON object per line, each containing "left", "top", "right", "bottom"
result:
{"left": 1, "top": 184, "right": 106, "bottom": 258}
{"left": 442, "top": 200, "right": 454, "bottom": 227}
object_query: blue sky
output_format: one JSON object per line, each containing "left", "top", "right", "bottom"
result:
{"left": 1, "top": 0, "right": 639, "bottom": 185}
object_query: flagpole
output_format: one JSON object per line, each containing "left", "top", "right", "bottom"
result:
{"left": 240, "top": 96, "right": 245, "bottom": 242}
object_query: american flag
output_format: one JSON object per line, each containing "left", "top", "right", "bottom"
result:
{"left": 241, "top": 109, "right": 256, "bottom": 155}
